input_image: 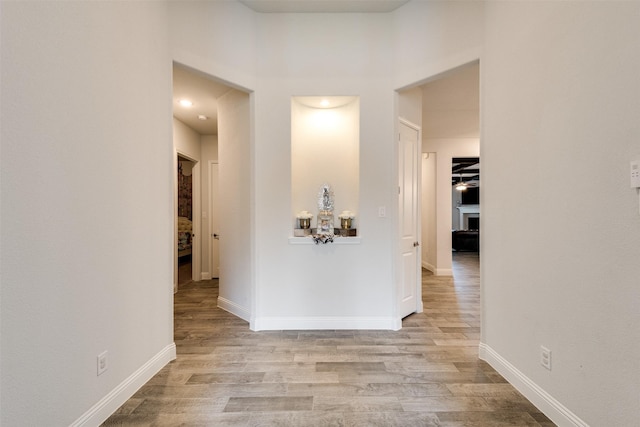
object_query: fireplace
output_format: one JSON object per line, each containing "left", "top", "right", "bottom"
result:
{"left": 456, "top": 205, "right": 479, "bottom": 230}
{"left": 468, "top": 217, "right": 479, "bottom": 230}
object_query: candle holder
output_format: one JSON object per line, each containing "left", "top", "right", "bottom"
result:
{"left": 299, "top": 218, "right": 311, "bottom": 229}
{"left": 338, "top": 210, "right": 355, "bottom": 230}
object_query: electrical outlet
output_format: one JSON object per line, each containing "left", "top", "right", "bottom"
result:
{"left": 97, "top": 351, "right": 108, "bottom": 376}
{"left": 540, "top": 346, "right": 552, "bottom": 370}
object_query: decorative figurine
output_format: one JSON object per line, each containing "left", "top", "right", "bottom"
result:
{"left": 316, "top": 184, "right": 335, "bottom": 236}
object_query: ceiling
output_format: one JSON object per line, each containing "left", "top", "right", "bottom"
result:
{"left": 452, "top": 157, "right": 480, "bottom": 187}
{"left": 173, "top": 5, "right": 479, "bottom": 176}
{"left": 172, "top": 2, "right": 411, "bottom": 134}
{"left": 239, "top": 0, "right": 409, "bottom": 13}
{"left": 172, "top": 64, "right": 233, "bottom": 135}
{"left": 422, "top": 63, "right": 479, "bottom": 140}
{"left": 417, "top": 62, "right": 480, "bottom": 188}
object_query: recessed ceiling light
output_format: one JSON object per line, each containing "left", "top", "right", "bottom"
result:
{"left": 179, "top": 99, "right": 193, "bottom": 107}
{"left": 320, "top": 99, "right": 330, "bottom": 107}
{"left": 197, "top": 115, "right": 208, "bottom": 120}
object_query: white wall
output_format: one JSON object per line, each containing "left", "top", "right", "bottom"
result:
{"left": 481, "top": 2, "right": 640, "bottom": 426}
{"left": 200, "top": 135, "right": 218, "bottom": 279}
{"left": 421, "top": 153, "right": 437, "bottom": 271}
{"left": 252, "top": 12, "right": 398, "bottom": 329}
{"left": 201, "top": 135, "right": 219, "bottom": 164}
{"left": 168, "top": 0, "right": 256, "bottom": 93}
{"left": 217, "top": 89, "right": 252, "bottom": 321}
{"left": 451, "top": 188, "right": 462, "bottom": 230}
{"left": 1, "top": 2, "right": 174, "bottom": 425}
{"left": 398, "top": 86, "right": 423, "bottom": 127}
{"left": 392, "top": 0, "right": 484, "bottom": 89}
{"left": 174, "top": 117, "right": 201, "bottom": 161}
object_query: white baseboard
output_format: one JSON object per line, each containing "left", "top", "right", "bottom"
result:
{"left": 252, "top": 316, "right": 399, "bottom": 331}
{"left": 217, "top": 296, "right": 251, "bottom": 322}
{"left": 422, "top": 260, "right": 435, "bottom": 272}
{"left": 421, "top": 261, "right": 452, "bottom": 276}
{"left": 479, "top": 343, "right": 588, "bottom": 427}
{"left": 201, "top": 271, "right": 212, "bottom": 280}
{"left": 71, "top": 343, "right": 176, "bottom": 427}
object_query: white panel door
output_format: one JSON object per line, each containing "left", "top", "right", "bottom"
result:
{"left": 398, "top": 121, "right": 421, "bottom": 319}
{"left": 210, "top": 162, "right": 220, "bottom": 279}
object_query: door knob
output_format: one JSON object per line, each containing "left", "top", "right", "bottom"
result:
{"left": 213, "top": 233, "right": 220, "bottom": 240}
{"left": 413, "top": 241, "right": 420, "bottom": 247}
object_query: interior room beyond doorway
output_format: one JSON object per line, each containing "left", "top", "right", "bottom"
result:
{"left": 452, "top": 156, "right": 479, "bottom": 253}
{"left": 172, "top": 62, "right": 231, "bottom": 289}
{"left": 177, "top": 156, "right": 194, "bottom": 286}
{"left": 420, "top": 61, "right": 480, "bottom": 275}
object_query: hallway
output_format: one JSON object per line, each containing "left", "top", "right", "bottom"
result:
{"left": 103, "top": 252, "right": 554, "bottom": 426}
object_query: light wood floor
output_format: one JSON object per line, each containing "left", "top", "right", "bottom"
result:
{"left": 103, "top": 252, "right": 555, "bottom": 426}
{"left": 178, "top": 258, "right": 192, "bottom": 286}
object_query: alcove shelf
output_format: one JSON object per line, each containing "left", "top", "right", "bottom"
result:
{"left": 291, "top": 95, "right": 360, "bottom": 246}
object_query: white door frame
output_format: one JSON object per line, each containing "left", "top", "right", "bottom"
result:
{"left": 397, "top": 118, "right": 423, "bottom": 320}
{"left": 208, "top": 160, "right": 220, "bottom": 279}
{"left": 174, "top": 151, "right": 201, "bottom": 291}
{"left": 191, "top": 161, "right": 201, "bottom": 281}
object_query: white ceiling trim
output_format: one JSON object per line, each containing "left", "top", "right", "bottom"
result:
{"left": 239, "top": 0, "right": 409, "bottom": 13}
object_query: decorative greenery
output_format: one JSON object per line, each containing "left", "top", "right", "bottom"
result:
{"left": 312, "top": 234, "right": 335, "bottom": 244}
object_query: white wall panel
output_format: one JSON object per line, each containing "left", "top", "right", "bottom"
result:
{"left": 481, "top": 2, "right": 640, "bottom": 425}
{"left": 1, "top": 2, "right": 173, "bottom": 425}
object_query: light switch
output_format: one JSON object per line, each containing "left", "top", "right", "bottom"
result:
{"left": 378, "top": 206, "right": 386, "bottom": 217}
{"left": 631, "top": 160, "right": 640, "bottom": 188}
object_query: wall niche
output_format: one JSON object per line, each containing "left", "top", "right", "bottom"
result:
{"left": 291, "top": 96, "right": 359, "bottom": 237}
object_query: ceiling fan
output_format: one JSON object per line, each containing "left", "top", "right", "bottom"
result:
{"left": 454, "top": 174, "right": 479, "bottom": 191}
{"left": 452, "top": 157, "right": 480, "bottom": 191}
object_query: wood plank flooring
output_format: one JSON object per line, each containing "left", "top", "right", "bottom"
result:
{"left": 103, "top": 252, "right": 555, "bottom": 426}
{"left": 177, "top": 258, "right": 192, "bottom": 286}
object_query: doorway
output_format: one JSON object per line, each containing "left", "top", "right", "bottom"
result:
{"left": 171, "top": 61, "right": 253, "bottom": 323}
{"left": 416, "top": 61, "right": 480, "bottom": 276}
{"left": 452, "top": 157, "right": 480, "bottom": 253}
{"left": 172, "top": 62, "right": 229, "bottom": 291}
{"left": 177, "top": 156, "right": 195, "bottom": 286}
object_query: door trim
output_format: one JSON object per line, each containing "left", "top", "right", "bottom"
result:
{"left": 208, "top": 160, "right": 220, "bottom": 279}
{"left": 397, "top": 118, "right": 423, "bottom": 320}
{"left": 175, "top": 151, "right": 201, "bottom": 290}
